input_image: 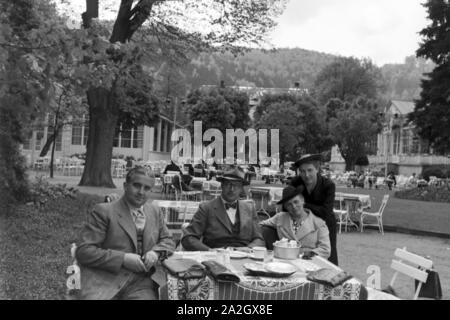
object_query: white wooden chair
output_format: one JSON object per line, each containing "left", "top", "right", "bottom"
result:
{"left": 389, "top": 247, "right": 433, "bottom": 300}
{"left": 360, "top": 194, "right": 389, "bottom": 234}
{"left": 334, "top": 196, "right": 349, "bottom": 233}
{"left": 248, "top": 188, "right": 271, "bottom": 215}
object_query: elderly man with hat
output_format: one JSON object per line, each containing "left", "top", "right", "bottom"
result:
{"left": 289, "top": 154, "right": 338, "bottom": 265}
{"left": 260, "top": 185, "right": 331, "bottom": 259}
{"left": 181, "top": 167, "right": 265, "bottom": 251}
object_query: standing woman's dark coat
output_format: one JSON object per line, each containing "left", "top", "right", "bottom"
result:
{"left": 289, "top": 174, "right": 338, "bottom": 265}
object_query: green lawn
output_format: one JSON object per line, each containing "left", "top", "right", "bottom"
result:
{"left": 334, "top": 186, "right": 450, "bottom": 236}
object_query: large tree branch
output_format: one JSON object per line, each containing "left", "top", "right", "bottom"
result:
{"left": 110, "top": 0, "right": 134, "bottom": 43}
{"left": 128, "top": 0, "right": 157, "bottom": 40}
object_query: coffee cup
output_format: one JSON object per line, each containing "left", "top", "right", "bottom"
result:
{"left": 252, "top": 246, "right": 267, "bottom": 260}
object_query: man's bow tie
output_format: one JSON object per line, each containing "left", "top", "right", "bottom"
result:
{"left": 224, "top": 201, "right": 237, "bottom": 210}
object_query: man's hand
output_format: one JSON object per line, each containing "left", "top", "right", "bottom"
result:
{"left": 142, "top": 251, "right": 159, "bottom": 271}
{"left": 123, "top": 253, "right": 147, "bottom": 273}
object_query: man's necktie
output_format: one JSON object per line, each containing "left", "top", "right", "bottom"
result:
{"left": 132, "top": 208, "right": 146, "bottom": 230}
{"left": 224, "top": 201, "right": 237, "bottom": 210}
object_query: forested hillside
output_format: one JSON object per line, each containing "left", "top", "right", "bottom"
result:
{"left": 184, "top": 48, "right": 336, "bottom": 90}
{"left": 181, "top": 49, "right": 433, "bottom": 102}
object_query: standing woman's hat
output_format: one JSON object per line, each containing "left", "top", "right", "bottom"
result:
{"left": 294, "top": 154, "right": 322, "bottom": 168}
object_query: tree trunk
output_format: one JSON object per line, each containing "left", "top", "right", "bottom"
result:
{"left": 50, "top": 130, "right": 56, "bottom": 178}
{"left": 345, "top": 161, "right": 354, "bottom": 172}
{"left": 79, "top": 87, "right": 118, "bottom": 188}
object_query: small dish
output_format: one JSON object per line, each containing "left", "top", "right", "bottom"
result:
{"left": 248, "top": 253, "right": 264, "bottom": 261}
{"left": 229, "top": 251, "right": 248, "bottom": 259}
{"left": 264, "top": 262, "right": 297, "bottom": 275}
{"left": 243, "top": 262, "right": 296, "bottom": 278}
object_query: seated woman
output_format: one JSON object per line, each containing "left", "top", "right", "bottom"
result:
{"left": 260, "top": 185, "right": 331, "bottom": 259}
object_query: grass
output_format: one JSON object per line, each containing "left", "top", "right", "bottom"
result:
{"left": 1, "top": 189, "right": 449, "bottom": 300}
{"left": 334, "top": 186, "right": 450, "bottom": 236}
{"left": 0, "top": 193, "right": 102, "bottom": 300}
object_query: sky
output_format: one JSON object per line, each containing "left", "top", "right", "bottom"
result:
{"left": 60, "top": 0, "right": 429, "bottom": 67}
{"left": 268, "top": 0, "right": 429, "bottom": 66}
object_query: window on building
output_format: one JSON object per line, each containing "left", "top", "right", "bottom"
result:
{"left": 366, "top": 136, "right": 378, "bottom": 155}
{"left": 35, "top": 126, "right": 45, "bottom": 151}
{"left": 167, "top": 122, "right": 172, "bottom": 153}
{"left": 113, "top": 124, "right": 143, "bottom": 149}
{"left": 121, "top": 125, "right": 132, "bottom": 148}
{"left": 22, "top": 131, "right": 33, "bottom": 150}
{"left": 410, "top": 137, "right": 419, "bottom": 154}
{"left": 392, "top": 131, "right": 401, "bottom": 155}
{"left": 72, "top": 115, "right": 89, "bottom": 146}
{"left": 133, "top": 126, "right": 143, "bottom": 148}
{"left": 402, "top": 131, "right": 411, "bottom": 154}
{"left": 153, "top": 123, "right": 159, "bottom": 152}
{"left": 162, "top": 120, "right": 167, "bottom": 152}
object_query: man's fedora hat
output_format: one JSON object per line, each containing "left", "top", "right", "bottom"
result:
{"left": 294, "top": 154, "right": 322, "bottom": 168}
{"left": 276, "top": 185, "right": 305, "bottom": 205}
{"left": 217, "top": 167, "right": 246, "bottom": 184}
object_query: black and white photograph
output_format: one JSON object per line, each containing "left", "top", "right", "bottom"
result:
{"left": 0, "top": 0, "right": 449, "bottom": 303}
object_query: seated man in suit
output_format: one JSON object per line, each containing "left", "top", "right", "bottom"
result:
{"left": 76, "top": 167, "right": 175, "bottom": 300}
{"left": 260, "top": 185, "right": 330, "bottom": 259}
{"left": 181, "top": 167, "right": 265, "bottom": 251}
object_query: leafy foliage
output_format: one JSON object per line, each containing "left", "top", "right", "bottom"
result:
{"left": 381, "top": 55, "right": 434, "bottom": 100}
{"left": 409, "top": 0, "right": 450, "bottom": 153}
{"left": 27, "top": 175, "right": 78, "bottom": 207}
{"left": 313, "top": 56, "right": 385, "bottom": 105}
{"left": 254, "top": 93, "right": 332, "bottom": 163}
{"left": 395, "top": 185, "right": 450, "bottom": 203}
{"left": 327, "top": 98, "right": 382, "bottom": 171}
{"left": 185, "top": 87, "right": 251, "bottom": 133}
{"left": 0, "top": 0, "right": 77, "bottom": 201}
{"left": 422, "top": 165, "right": 450, "bottom": 180}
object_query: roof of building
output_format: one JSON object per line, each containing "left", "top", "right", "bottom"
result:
{"left": 390, "top": 100, "right": 415, "bottom": 115}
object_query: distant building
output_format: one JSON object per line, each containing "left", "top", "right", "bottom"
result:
{"left": 21, "top": 113, "right": 183, "bottom": 166}
{"left": 330, "top": 100, "right": 450, "bottom": 174}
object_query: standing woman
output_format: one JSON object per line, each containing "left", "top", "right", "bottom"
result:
{"left": 289, "top": 154, "right": 338, "bottom": 265}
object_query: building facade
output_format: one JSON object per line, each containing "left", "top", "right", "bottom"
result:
{"left": 330, "top": 100, "right": 450, "bottom": 175}
{"left": 21, "top": 113, "right": 182, "bottom": 166}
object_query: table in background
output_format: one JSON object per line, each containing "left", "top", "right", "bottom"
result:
{"left": 248, "top": 186, "right": 283, "bottom": 214}
{"left": 334, "top": 193, "right": 372, "bottom": 231}
{"left": 163, "top": 251, "right": 370, "bottom": 300}
{"left": 335, "top": 192, "right": 371, "bottom": 209}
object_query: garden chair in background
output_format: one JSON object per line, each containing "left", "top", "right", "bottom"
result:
{"left": 173, "top": 174, "right": 202, "bottom": 201}
{"left": 360, "top": 194, "right": 389, "bottom": 235}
